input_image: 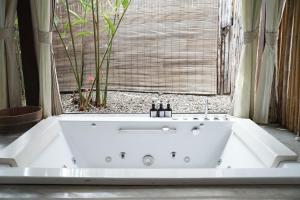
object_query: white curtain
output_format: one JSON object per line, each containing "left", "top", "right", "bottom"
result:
{"left": 253, "top": 0, "right": 286, "bottom": 123}
{"left": 0, "top": 0, "right": 22, "bottom": 109}
{"left": 233, "top": 0, "right": 262, "bottom": 118}
{"left": 31, "top": 0, "right": 62, "bottom": 117}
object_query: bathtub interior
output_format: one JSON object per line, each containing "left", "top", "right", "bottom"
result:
{"left": 59, "top": 119, "right": 233, "bottom": 168}
{"left": 0, "top": 115, "right": 298, "bottom": 170}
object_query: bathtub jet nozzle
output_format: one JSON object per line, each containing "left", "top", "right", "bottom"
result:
{"left": 143, "top": 155, "right": 154, "bottom": 166}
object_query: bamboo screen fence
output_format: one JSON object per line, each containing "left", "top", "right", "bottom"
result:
{"left": 276, "top": 0, "right": 300, "bottom": 134}
{"left": 53, "top": 0, "right": 219, "bottom": 94}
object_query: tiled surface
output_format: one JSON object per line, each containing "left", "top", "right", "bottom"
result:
{"left": 262, "top": 125, "right": 300, "bottom": 162}
{"left": 0, "top": 124, "right": 299, "bottom": 199}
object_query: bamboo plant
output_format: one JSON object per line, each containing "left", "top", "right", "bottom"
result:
{"left": 54, "top": 0, "right": 92, "bottom": 110}
{"left": 54, "top": 0, "right": 131, "bottom": 110}
{"left": 91, "top": 0, "right": 131, "bottom": 107}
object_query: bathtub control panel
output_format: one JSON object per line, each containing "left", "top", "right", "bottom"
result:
{"left": 171, "top": 115, "right": 230, "bottom": 121}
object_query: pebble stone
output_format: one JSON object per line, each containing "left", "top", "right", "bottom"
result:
{"left": 61, "top": 91, "right": 232, "bottom": 114}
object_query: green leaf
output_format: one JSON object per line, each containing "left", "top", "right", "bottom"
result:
{"left": 63, "top": 22, "right": 70, "bottom": 32}
{"left": 121, "top": 0, "right": 129, "bottom": 9}
{"left": 106, "top": 0, "right": 114, "bottom": 11}
{"left": 61, "top": 32, "right": 67, "bottom": 39}
{"left": 75, "top": 31, "right": 93, "bottom": 37}
{"left": 72, "top": 18, "right": 88, "bottom": 26}
{"left": 79, "top": 0, "right": 91, "bottom": 11}
{"left": 54, "top": 16, "right": 60, "bottom": 26}
{"left": 68, "top": 9, "right": 81, "bottom": 19}
{"left": 103, "top": 15, "right": 116, "bottom": 34}
{"left": 113, "top": 0, "right": 121, "bottom": 11}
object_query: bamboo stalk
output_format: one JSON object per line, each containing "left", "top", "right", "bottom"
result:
{"left": 91, "top": 0, "right": 100, "bottom": 106}
{"left": 80, "top": 8, "right": 88, "bottom": 90}
{"left": 65, "top": 0, "right": 79, "bottom": 78}
{"left": 95, "top": 0, "right": 102, "bottom": 106}
{"left": 85, "top": 0, "right": 132, "bottom": 107}
{"left": 53, "top": 20, "right": 81, "bottom": 94}
{"left": 65, "top": 0, "right": 86, "bottom": 107}
{"left": 103, "top": 9, "right": 118, "bottom": 106}
{"left": 54, "top": 23, "right": 78, "bottom": 83}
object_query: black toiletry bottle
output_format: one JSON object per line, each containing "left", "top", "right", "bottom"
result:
{"left": 165, "top": 101, "right": 172, "bottom": 117}
{"left": 157, "top": 101, "right": 165, "bottom": 117}
{"left": 150, "top": 101, "right": 157, "bottom": 118}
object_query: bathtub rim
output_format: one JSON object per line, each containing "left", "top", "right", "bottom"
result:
{"left": 0, "top": 167, "right": 300, "bottom": 185}
{"left": 56, "top": 113, "right": 234, "bottom": 121}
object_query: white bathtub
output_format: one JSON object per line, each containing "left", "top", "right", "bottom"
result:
{"left": 0, "top": 114, "right": 299, "bottom": 185}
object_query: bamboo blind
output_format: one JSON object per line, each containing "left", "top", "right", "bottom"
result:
{"left": 53, "top": 0, "right": 218, "bottom": 94}
{"left": 276, "top": 0, "right": 300, "bottom": 134}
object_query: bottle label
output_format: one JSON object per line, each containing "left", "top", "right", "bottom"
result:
{"left": 165, "top": 111, "right": 172, "bottom": 117}
{"left": 150, "top": 111, "right": 157, "bottom": 118}
{"left": 159, "top": 111, "right": 165, "bottom": 117}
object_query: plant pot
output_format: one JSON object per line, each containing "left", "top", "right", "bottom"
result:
{"left": 0, "top": 106, "right": 43, "bottom": 134}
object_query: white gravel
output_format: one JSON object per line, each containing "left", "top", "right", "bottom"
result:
{"left": 61, "top": 91, "right": 232, "bottom": 113}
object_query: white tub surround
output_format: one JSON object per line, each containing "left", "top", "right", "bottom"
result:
{"left": 0, "top": 114, "right": 298, "bottom": 185}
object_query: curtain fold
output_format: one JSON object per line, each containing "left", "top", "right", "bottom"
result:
{"left": 253, "top": 0, "right": 286, "bottom": 123}
{"left": 50, "top": 0, "right": 63, "bottom": 115}
{"left": 276, "top": 0, "right": 300, "bottom": 134}
{"left": 0, "top": 0, "right": 22, "bottom": 110}
{"left": 51, "top": 43, "right": 63, "bottom": 115}
{"left": 30, "top": 0, "right": 62, "bottom": 117}
{"left": 233, "top": 0, "right": 262, "bottom": 118}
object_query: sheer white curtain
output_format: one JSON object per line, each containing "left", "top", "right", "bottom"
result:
{"left": 253, "top": 0, "right": 286, "bottom": 123}
{"left": 233, "top": 0, "right": 262, "bottom": 118}
{"left": 31, "top": 0, "right": 62, "bottom": 117}
{"left": 0, "top": 0, "right": 22, "bottom": 109}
